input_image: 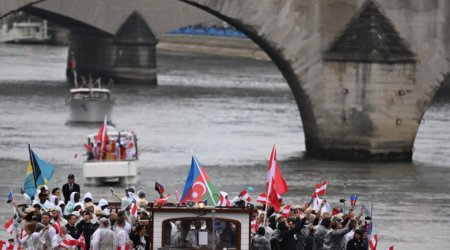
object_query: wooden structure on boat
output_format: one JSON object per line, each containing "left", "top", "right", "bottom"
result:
{"left": 145, "top": 206, "right": 256, "bottom": 250}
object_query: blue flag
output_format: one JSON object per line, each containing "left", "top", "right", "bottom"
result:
{"left": 23, "top": 145, "right": 55, "bottom": 198}
{"left": 6, "top": 191, "right": 13, "bottom": 203}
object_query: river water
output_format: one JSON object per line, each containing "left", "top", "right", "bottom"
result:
{"left": 0, "top": 43, "right": 449, "bottom": 249}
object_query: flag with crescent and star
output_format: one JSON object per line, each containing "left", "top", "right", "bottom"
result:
{"left": 180, "top": 154, "right": 219, "bottom": 205}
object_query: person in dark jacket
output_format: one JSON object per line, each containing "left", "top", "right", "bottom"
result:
{"left": 76, "top": 211, "right": 98, "bottom": 250}
{"left": 130, "top": 224, "right": 150, "bottom": 250}
{"left": 278, "top": 215, "right": 308, "bottom": 250}
{"left": 62, "top": 174, "right": 80, "bottom": 204}
{"left": 65, "top": 214, "right": 79, "bottom": 239}
{"left": 346, "top": 229, "right": 365, "bottom": 250}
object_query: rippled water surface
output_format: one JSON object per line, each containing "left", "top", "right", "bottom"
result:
{"left": 0, "top": 44, "right": 449, "bottom": 249}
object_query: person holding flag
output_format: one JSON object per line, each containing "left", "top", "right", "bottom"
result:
{"left": 265, "top": 145, "right": 288, "bottom": 215}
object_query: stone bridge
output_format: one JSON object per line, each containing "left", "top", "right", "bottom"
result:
{"left": 1, "top": 0, "right": 450, "bottom": 161}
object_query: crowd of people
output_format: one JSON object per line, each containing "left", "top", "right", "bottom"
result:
{"left": 3, "top": 173, "right": 374, "bottom": 250}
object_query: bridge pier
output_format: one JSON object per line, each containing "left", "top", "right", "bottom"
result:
{"left": 66, "top": 12, "right": 158, "bottom": 85}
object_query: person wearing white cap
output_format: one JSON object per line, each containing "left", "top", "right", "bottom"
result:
{"left": 97, "top": 198, "right": 110, "bottom": 216}
{"left": 64, "top": 192, "right": 81, "bottom": 215}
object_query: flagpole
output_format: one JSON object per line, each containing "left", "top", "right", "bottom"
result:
{"left": 191, "top": 152, "right": 217, "bottom": 205}
{"left": 263, "top": 145, "right": 276, "bottom": 228}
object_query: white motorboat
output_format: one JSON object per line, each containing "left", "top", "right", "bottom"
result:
{"left": 83, "top": 126, "right": 139, "bottom": 185}
{"left": 0, "top": 20, "right": 50, "bottom": 44}
{"left": 65, "top": 79, "right": 114, "bottom": 123}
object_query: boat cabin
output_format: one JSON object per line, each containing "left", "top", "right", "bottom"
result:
{"left": 67, "top": 88, "right": 112, "bottom": 102}
{"left": 148, "top": 206, "right": 255, "bottom": 250}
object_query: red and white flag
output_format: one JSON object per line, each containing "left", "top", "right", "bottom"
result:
{"left": 0, "top": 240, "right": 14, "bottom": 250}
{"left": 130, "top": 200, "right": 138, "bottom": 217}
{"left": 175, "top": 189, "right": 179, "bottom": 203}
{"left": 369, "top": 233, "right": 378, "bottom": 250}
{"left": 95, "top": 115, "right": 109, "bottom": 154}
{"left": 217, "top": 191, "right": 230, "bottom": 206}
{"left": 117, "top": 244, "right": 130, "bottom": 250}
{"left": 266, "top": 146, "right": 288, "bottom": 195}
{"left": 267, "top": 182, "right": 281, "bottom": 211}
{"left": 155, "top": 194, "right": 170, "bottom": 206}
{"left": 251, "top": 218, "right": 258, "bottom": 234}
{"left": 52, "top": 220, "right": 63, "bottom": 235}
{"left": 282, "top": 204, "right": 292, "bottom": 217}
{"left": 58, "top": 233, "right": 86, "bottom": 250}
{"left": 240, "top": 189, "right": 251, "bottom": 202}
{"left": 314, "top": 181, "right": 328, "bottom": 197}
{"left": 3, "top": 217, "right": 14, "bottom": 235}
{"left": 256, "top": 193, "right": 267, "bottom": 204}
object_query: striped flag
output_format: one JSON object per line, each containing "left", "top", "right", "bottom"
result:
{"left": 3, "top": 217, "right": 14, "bottom": 235}
{"left": 349, "top": 195, "right": 358, "bottom": 207}
{"left": 155, "top": 194, "right": 170, "bottom": 206}
{"left": 217, "top": 191, "right": 230, "bottom": 206}
{"left": 314, "top": 181, "right": 328, "bottom": 197}
{"left": 369, "top": 233, "right": 378, "bottom": 250}
{"left": 256, "top": 193, "right": 267, "bottom": 204}
{"left": 251, "top": 218, "right": 258, "bottom": 234}
{"left": 0, "top": 240, "right": 14, "bottom": 250}
{"left": 52, "top": 220, "right": 63, "bottom": 235}
{"left": 58, "top": 233, "right": 86, "bottom": 250}
{"left": 282, "top": 204, "right": 291, "bottom": 217}
{"left": 239, "top": 189, "right": 251, "bottom": 202}
{"left": 130, "top": 199, "right": 138, "bottom": 217}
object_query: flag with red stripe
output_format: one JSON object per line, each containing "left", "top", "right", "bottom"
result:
{"left": 130, "top": 199, "right": 138, "bottom": 217}
{"left": 117, "top": 245, "right": 130, "bottom": 250}
{"left": 256, "top": 193, "right": 267, "bottom": 204}
{"left": 369, "top": 233, "right": 378, "bottom": 250}
{"left": 282, "top": 204, "right": 291, "bottom": 217}
{"left": 0, "top": 240, "right": 14, "bottom": 250}
{"left": 266, "top": 146, "right": 288, "bottom": 195}
{"left": 3, "top": 217, "right": 14, "bottom": 235}
{"left": 314, "top": 181, "right": 327, "bottom": 197}
{"left": 52, "top": 220, "right": 63, "bottom": 235}
{"left": 217, "top": 191, "right": 230, "bottom": 206}
{"left": 58, "top": 234, "right": 86, "bottom": 250}
{"left": 251, "top": 218, "right": 258, "bottom": 234}
{"left": 239, "top": 189, "right": 251, "bottom": 202}
{"left": 154, "top": 194, "right": 170, "bottom": 206}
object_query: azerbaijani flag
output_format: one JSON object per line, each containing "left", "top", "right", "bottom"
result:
{"left": 180, "top": 154, "right": 219, "bottom": 205}
{"left": 23, "top": 145, "right": 55, "bottom": 198}
{"left": 350, "top": 195, "right": 358, "bottom": 207}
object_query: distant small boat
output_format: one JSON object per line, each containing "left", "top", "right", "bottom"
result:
{"left": 0, "top": 20, "right": 50, "bottom": 44}
{"left": 65, "top": 77, "right": 114, "bottom": 123}
{"left": 83, "top": 125, "right": 139, "bottom": 185}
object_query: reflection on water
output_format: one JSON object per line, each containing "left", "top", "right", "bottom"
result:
{"left": 0, "top": 44, "right": 449, "bottom": 249}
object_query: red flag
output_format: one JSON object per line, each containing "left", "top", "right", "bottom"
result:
{"left": 369, "top": 233, "right": 378, "bottom": 250}
{"left": 3, "top": 217, "right": 14, "bottom": 235}
{"left": 386, "top": 246, "right": 394, "bottom": 250}
{"left": 314, "top": 181, "right": 328, "bottom": 197}
{"left": 251, "top": 218, "right": 258, "bottom": 234}
{"left": 155, "top": 194, "right": 170, "bottom": 206}
{"left": 266, "top": 146, "right": 288, "bottom": 195}
{"left": 52, "top": 220, "right": 63, "bottom": 235}
{"left": 282, "top": 204, "right": 291, "bottom": 217}
{"left": 58, "top": 233, "right": 86, "bottom": 250}
{"left": 239, "top": 189, "right": 251, "bottom": 202}
{"left": 117, "top": 245, "right": 130, "bottom": 250}
{"left": 0, "top": 240, "right": 14, "bottom": 250}
{"left": 130, "top": 200, "right": 138, "bottom": 217}
{"left": 95, "top": 116, "right": 108, "bottom": 155}
{"left": 267, "top": 183, "right": 281, "bottom": 211}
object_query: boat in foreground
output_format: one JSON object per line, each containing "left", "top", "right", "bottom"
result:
{"left": 65, "top": 79, "right": 114, "bottom": 123}
{"left": 83, "top": 126, "right": 139, "bottom": 185}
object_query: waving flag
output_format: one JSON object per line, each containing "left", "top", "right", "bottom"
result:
{"left": 53, "top": 220, "right": 63, "bottom": 235}
{"left": 239, "top": 189, "right": 251, "bottom": 202}
{"left": 23, "top": 145, "right": 55, "bottom": 198}
{"left": 256, "top": 193, "right": 267, "bottom": 204}
{"left": 6, "top": 191, "right": 13, "bottom": 204}
{"left": 130, "top": 199, "right": 138, "bottom": 217}
{"left": 266, "top": 146, "right": 288, "bottom": 195}
{"left": 251, "top": 218, "right": 258, "bottom": 234}
{"left": 180, "top": 154, "right": 219, "bottom": 205}
{"left": 282, "top": 204, "right": 291, "bottom": 217}
{"left": 155, "top": 181, "right": 165, "bottom": 195}
{"left": 3, "top": 217, "right": 14, "bottom": 235}
{"left": 361, "top": 204, "right": 371, "bottom": 217}
{"left": 58, "top": 233, "right": 86, "bottom": 250}
{"left": 314, "top": 181, "right": 328, "bottom": 197}
{"left": 369, "top": 233, "right": 378, "bottom": 250}
{"left": 0, "top": 240, "right": 14, "bottom": 250}
{"left": 95, "top": 115, "right": 109, "bottom": 156}
{"left": 217, "top": 191, "right": 230, "bottom": 207}
{"left": 350, "top": 195, "right": 358, "bottom": 207}
{"left": 155, "top": 194, "right": 170, "bottom": 206}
